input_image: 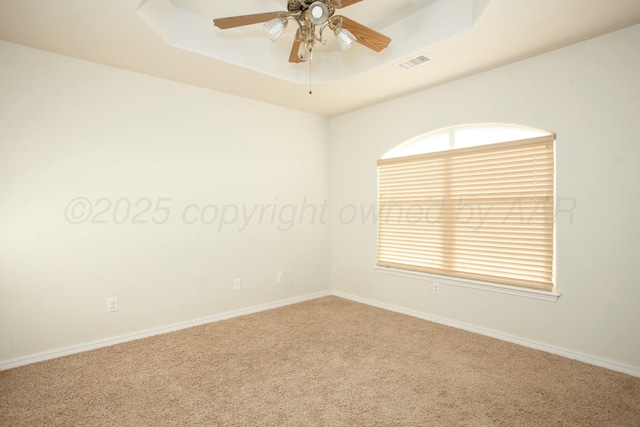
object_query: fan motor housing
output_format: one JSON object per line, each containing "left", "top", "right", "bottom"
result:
{"left": 288, "top": 0, "right": 336, "bottom": 14}
{"left": 287, "top": 1, "right": 304, "bottom": 13}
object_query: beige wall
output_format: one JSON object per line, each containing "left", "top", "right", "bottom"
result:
{"left": 0, "top": 41, "right": 330, "bottom": 362}
{"left": 330, "top": 25, "right": 640, "bottom": 368}
{"left": 2, "top": 24, "right": 639, "bottom": 371}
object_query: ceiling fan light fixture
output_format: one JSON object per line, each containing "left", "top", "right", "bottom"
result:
{"left": 263, "top": 16, "right": 288, "bottom": 41}
{"left": 213, "top": 3, "right": 391, "bottom": 67}
{"left": 335, "top": 27, "right": 356, "bottom": 51}
{"left": 308, "top": 2, "right": 330, "bottom": 25}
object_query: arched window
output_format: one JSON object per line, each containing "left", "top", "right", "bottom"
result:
{"left": 382, "top": 124, "right": 552, "bottom": 158}
{"left": 377, "top": 124, "right": 556, "bottom": 293}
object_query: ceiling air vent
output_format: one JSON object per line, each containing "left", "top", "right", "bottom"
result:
{"left": 397, "top": 54, "right": 432, "bottom": 70}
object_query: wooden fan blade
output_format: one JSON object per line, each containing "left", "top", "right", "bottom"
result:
{"left": 289, "top": 29, "right": 305, "bottom": 63}
{"left": 213, "top": 12, "right": 282, "bottom": 29}
{"left": 337, "top": 0, "right": 364, "bottom": 8}
{"left": 339, "top": 16, "right": 391, "bottom": 52}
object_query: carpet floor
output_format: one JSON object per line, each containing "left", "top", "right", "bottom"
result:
{"left": 1, "top": 296, "right": 639, "bottom": 426}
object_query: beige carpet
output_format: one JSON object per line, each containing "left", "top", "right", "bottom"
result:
{"left": 1, "top": 296, "right": 639, "bottom": 426}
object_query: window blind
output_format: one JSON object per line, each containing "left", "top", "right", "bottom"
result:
{"left": 377, "top": 135, "right": 555, "bottom": 291}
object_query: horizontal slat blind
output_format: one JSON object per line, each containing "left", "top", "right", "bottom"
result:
{"left": 377, "top": 135, "right": 555, "bottom": 290}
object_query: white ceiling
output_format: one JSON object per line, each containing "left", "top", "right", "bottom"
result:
{"left": 1, "top": 0, "right": 639, "bottom": 117}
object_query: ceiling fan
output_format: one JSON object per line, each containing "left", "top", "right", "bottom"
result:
{"left": 213, "top": 0, "right": 392, "bottom": 63}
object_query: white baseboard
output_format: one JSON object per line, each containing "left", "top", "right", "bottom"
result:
{"left": 0, "top": 291, "right": 332, "bottom": 371}
{"left": 332, "top": 290, "right": 640, "bottom": 378}
{"left": 4, "top": 289, "right": 638, "bottom": 378}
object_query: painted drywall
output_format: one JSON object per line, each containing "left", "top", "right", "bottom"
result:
{"left": 0, "top": 41, "right": 330, "bottom": 362}
{"left": 2, "top": 24, "right": 639, "bottom": 372}
{"left": 330, "top": 25, "right": 640, "bottom": 368}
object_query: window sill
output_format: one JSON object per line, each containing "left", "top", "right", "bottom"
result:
{"left": 374, "top": 267, "right": 560, "bottom": 302}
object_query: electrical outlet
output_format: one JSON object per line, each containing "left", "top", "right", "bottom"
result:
{"left": 233, "top": 278, "right": 241, "bottom": 291}
{"left": 277, "top": 272, "right": 284, "bottom": 283}
{"left": 107, "top": 297, "right": 118, "bottom": 313}
{"left": 432, "top": 283, "right": 440, "bottom": 295}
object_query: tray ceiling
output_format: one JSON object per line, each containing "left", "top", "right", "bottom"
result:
{"left": 0, "top": 0, "right": 639, "bottom": 116}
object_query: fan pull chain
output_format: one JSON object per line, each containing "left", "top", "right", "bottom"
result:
{"left": 309, "top": 58, "right": 313, "bottom": 95}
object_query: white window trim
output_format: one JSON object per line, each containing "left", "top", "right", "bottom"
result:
{"left": 375, "top": 266, "right": 560, "bottom": 302}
